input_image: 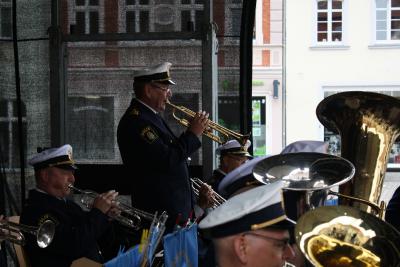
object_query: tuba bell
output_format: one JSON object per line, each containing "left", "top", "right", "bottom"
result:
{"left": 316, "top": 91, "right": 400, "bottom": 216}
{"left": 295, "top": 205, "right": 400, "bottom": 266}
{"left": 252, "top": 152, "right": 355, "bottom": 221}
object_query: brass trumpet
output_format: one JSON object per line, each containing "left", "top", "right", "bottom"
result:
{"left": 191, "top": 178, "right": 226, "bottom": 209}
{"left": 0, "top": 219, "right": 55, "bottom": 248}
{"left": 68, "top": 184, "right": 155, "bottom": 230}
{"left": 166, "top": 101, "right": 250, "bottom": 145}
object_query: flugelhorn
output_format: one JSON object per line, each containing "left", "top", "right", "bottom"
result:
{"left": 191, "top": 178, "right": 226, "bottom": 209}
{"left": 166, "top": 101, "right": 250, "bottom": 145}
{"left": 0, "top": 219, "right": 55, "bottom": 248}
{"left": 68, "top": 184, "right": 155, "bottom": 230}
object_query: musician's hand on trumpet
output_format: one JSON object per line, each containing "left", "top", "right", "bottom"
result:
{"left": 197, "top": 183, "right": 215, "bottom": 210}
{"left": 187, "top": 110, "right": 210, "bottom": 137}
{"left": 91, "top": 189, "right": 120, "bottom": 218}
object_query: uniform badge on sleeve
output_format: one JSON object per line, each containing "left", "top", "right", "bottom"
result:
{"left": 38, "top": 213, "right": 59, "bottom": 227}
{"left": 130, "top": 108, "right": 140, "bottom": 116}
{"left": 141, "top": 126, "right": 159, "bottom": 144}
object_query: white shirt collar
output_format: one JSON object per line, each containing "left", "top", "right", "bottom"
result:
{"left": 136, "top": 99, "right": 158, "bottom": 114}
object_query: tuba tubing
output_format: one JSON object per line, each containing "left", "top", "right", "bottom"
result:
{"left": 316, "top": 91, "right": 400, "bottom": 216}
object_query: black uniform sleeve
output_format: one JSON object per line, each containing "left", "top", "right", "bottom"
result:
{"left": 385, "top": 186, "right": 400, "bottom": 232}
{"left": 126, "top": 118, "right": 201, "bottom": 172}
{"left": 39, "top": 207, "right": 112, "bottom": 259}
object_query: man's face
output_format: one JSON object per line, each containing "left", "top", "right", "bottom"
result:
{"left": 41, "top": 167, "right": 75, "bottom": 198}
{"left": 222, "top": 154, "right": 248, "bottom": 173}
{"left": 147, "top": 82, "right": 172, "bottom": 112}
{"left": 243, "top": 229, "right": 295, "bottom": 267}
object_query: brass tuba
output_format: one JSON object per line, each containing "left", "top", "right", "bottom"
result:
{"left": 295, "top": 205, "right": 400, "bottom": 267}
{"left": 316, "top": 91, "right": 400, "bottom": 216}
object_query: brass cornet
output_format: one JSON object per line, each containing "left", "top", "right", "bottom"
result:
{"left": 0, "top": 219, "right": 55, "bottom": 248}
{"left": 166, "top": 101, "right": 250, "bottom": 145}
{"left": 68, "top": 184, "right": 155, "bottom": 230}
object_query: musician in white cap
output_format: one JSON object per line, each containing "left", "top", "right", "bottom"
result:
{"left": 20, "top": 144, "right": 119, "bottom": 267}
{"left": 199, "top": 181, "right": 296, "bottom": 267}
{"left": 117, "top": 62, "right": 213, "bottom": 234}
{"left": 207, "top": 139, "right": 252, "bottom": 193}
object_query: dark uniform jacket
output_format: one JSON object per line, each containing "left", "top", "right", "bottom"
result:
{"left": 207, "top": 169, "right": 226, "bottom": 194}
{"left": 385, "top": 186, "right": 400, "bottom": 232}
{"left": 20, "top": 189, "right": 113, "bottom": 267}
{"left": 117, "top": 99, "right": 201, "bottom": 232}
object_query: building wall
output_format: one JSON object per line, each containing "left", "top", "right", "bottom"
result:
{"left": 253, "top": 0, "right": 283, "bottom": 154}
{"left": 285, "top": 0, "right": 400, "bottom": 143}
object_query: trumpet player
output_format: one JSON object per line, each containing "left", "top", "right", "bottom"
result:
{"left": 20, "top": 144, "right": 120, "bottom": 267}
{"left": 117, "top": 62, "right": 214, "bottom": 234}
{"left": 207, "top": 139, "right": 252, "bottom": 194}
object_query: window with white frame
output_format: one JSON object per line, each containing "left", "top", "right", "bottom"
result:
{"left": 316, "top": 0, "right": 343, "bottom": 43}
{"left": 124, "top": 0, "right": 204, "bottom": 33}
{"left": 0, "top": 0, "right": 11, "bottom": 38}
{"left": 71, "top": 0, "right": 101, "bottom": 34}
{"left": 375, "top": 0, "right": 400, "bottom": 41}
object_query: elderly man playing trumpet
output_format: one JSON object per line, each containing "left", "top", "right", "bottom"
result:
{"left": 20, "top": 144, "right": 119, "bottom": 267}
{"left": 117, "top": 62, "right": 214, "bottom": 233}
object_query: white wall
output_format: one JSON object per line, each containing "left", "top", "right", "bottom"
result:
{"left": 285, "top": 0, "right": 400, "bottom": 143}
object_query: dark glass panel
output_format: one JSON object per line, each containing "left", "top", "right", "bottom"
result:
{"left": 1, "top": 7, "right": 12, "bottom": 37}
{"left": 332, "top": 32, "right": 342, "bottom": 41}
{"left": 318, "top": 22, "right": 327, "bottom": 31}
{"left": 392, "top": 9, "right": 400, "bottom": 19}
{"left": 391, "top": 30, "right": 400, "bottom": 39}
{"left": 195, "top": 10, "right": 203, "bottom": 32}
{"left": 76, "top": 0, "right": 85, "bottom": 6}
{"left": 139, "top": 11, "right": 149, "bottom": 33}
{"left": 391, "top": 20, "right": 400, "bottom": 29}
{"left": 139, "top": 0, "right": 149, "bottom": 4}
{"left": 12, "top": 100, "right": 26, "bottom": 116}
{"left": 231, "top": 8, "right": 241, "bottom": 36}
{"left": 318, "top": 32, "right": 328, "bottom": 41}
{"left": 332, "top": 22, "right": 342, "bottom": 31}
{"left": 392, "top": 0, "right": 400, "bottom": 7}
{"left": 318, "top": 0, "right": 328, "bottom": 9}
{"left": 332, "top": 0, "right": 342, "bottom": 9}
{"left": 318, "top": 12, "right": 328, "bottom": 21}
{"left": 126, "top": 0, "right": 135, "bottom": 5}
{"left": 89, "top": 0, "right": 99, "bottom": 5}
{"left": 89, "top": 12, "right": 99, "bottom": 34}
{"left": 126, "top": 11, "right": 135, "bottom": 33}
{"left": 76, "top": 11, "right": 86, "bottom": 34}
{"left": 332, "top": 12, "right": 342, "bottom": 21}
{"left": 181, "top": 10, "right": 191, "bottom": 32}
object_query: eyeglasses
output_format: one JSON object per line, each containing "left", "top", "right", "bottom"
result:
{"left": 244, "top": 232, "right": 290, "bottom": 250}
{"left": 152, "top": 83, "right": 171, "bottom": 93}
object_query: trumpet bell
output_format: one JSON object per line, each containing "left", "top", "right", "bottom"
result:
{"left": 252, "top": 152, "right": 355, "bottom": 220}
{"left": 36, "top": 220, "right": 55, "bottom": 248}
{"left": 295, "top": 205, "right": 400, "bottom": 267}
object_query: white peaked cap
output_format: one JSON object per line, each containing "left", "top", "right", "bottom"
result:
{"left": 218, "top": 155, "right": 270, "bottom": 198}
{"left": 133, "top": 62, "right": 176, "bottom": 85}
{"left": 28, "top": 144, "right": 76, "bottom": 170}
{"left": 199, "top": 181, "right": 295, "bottom": 238}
